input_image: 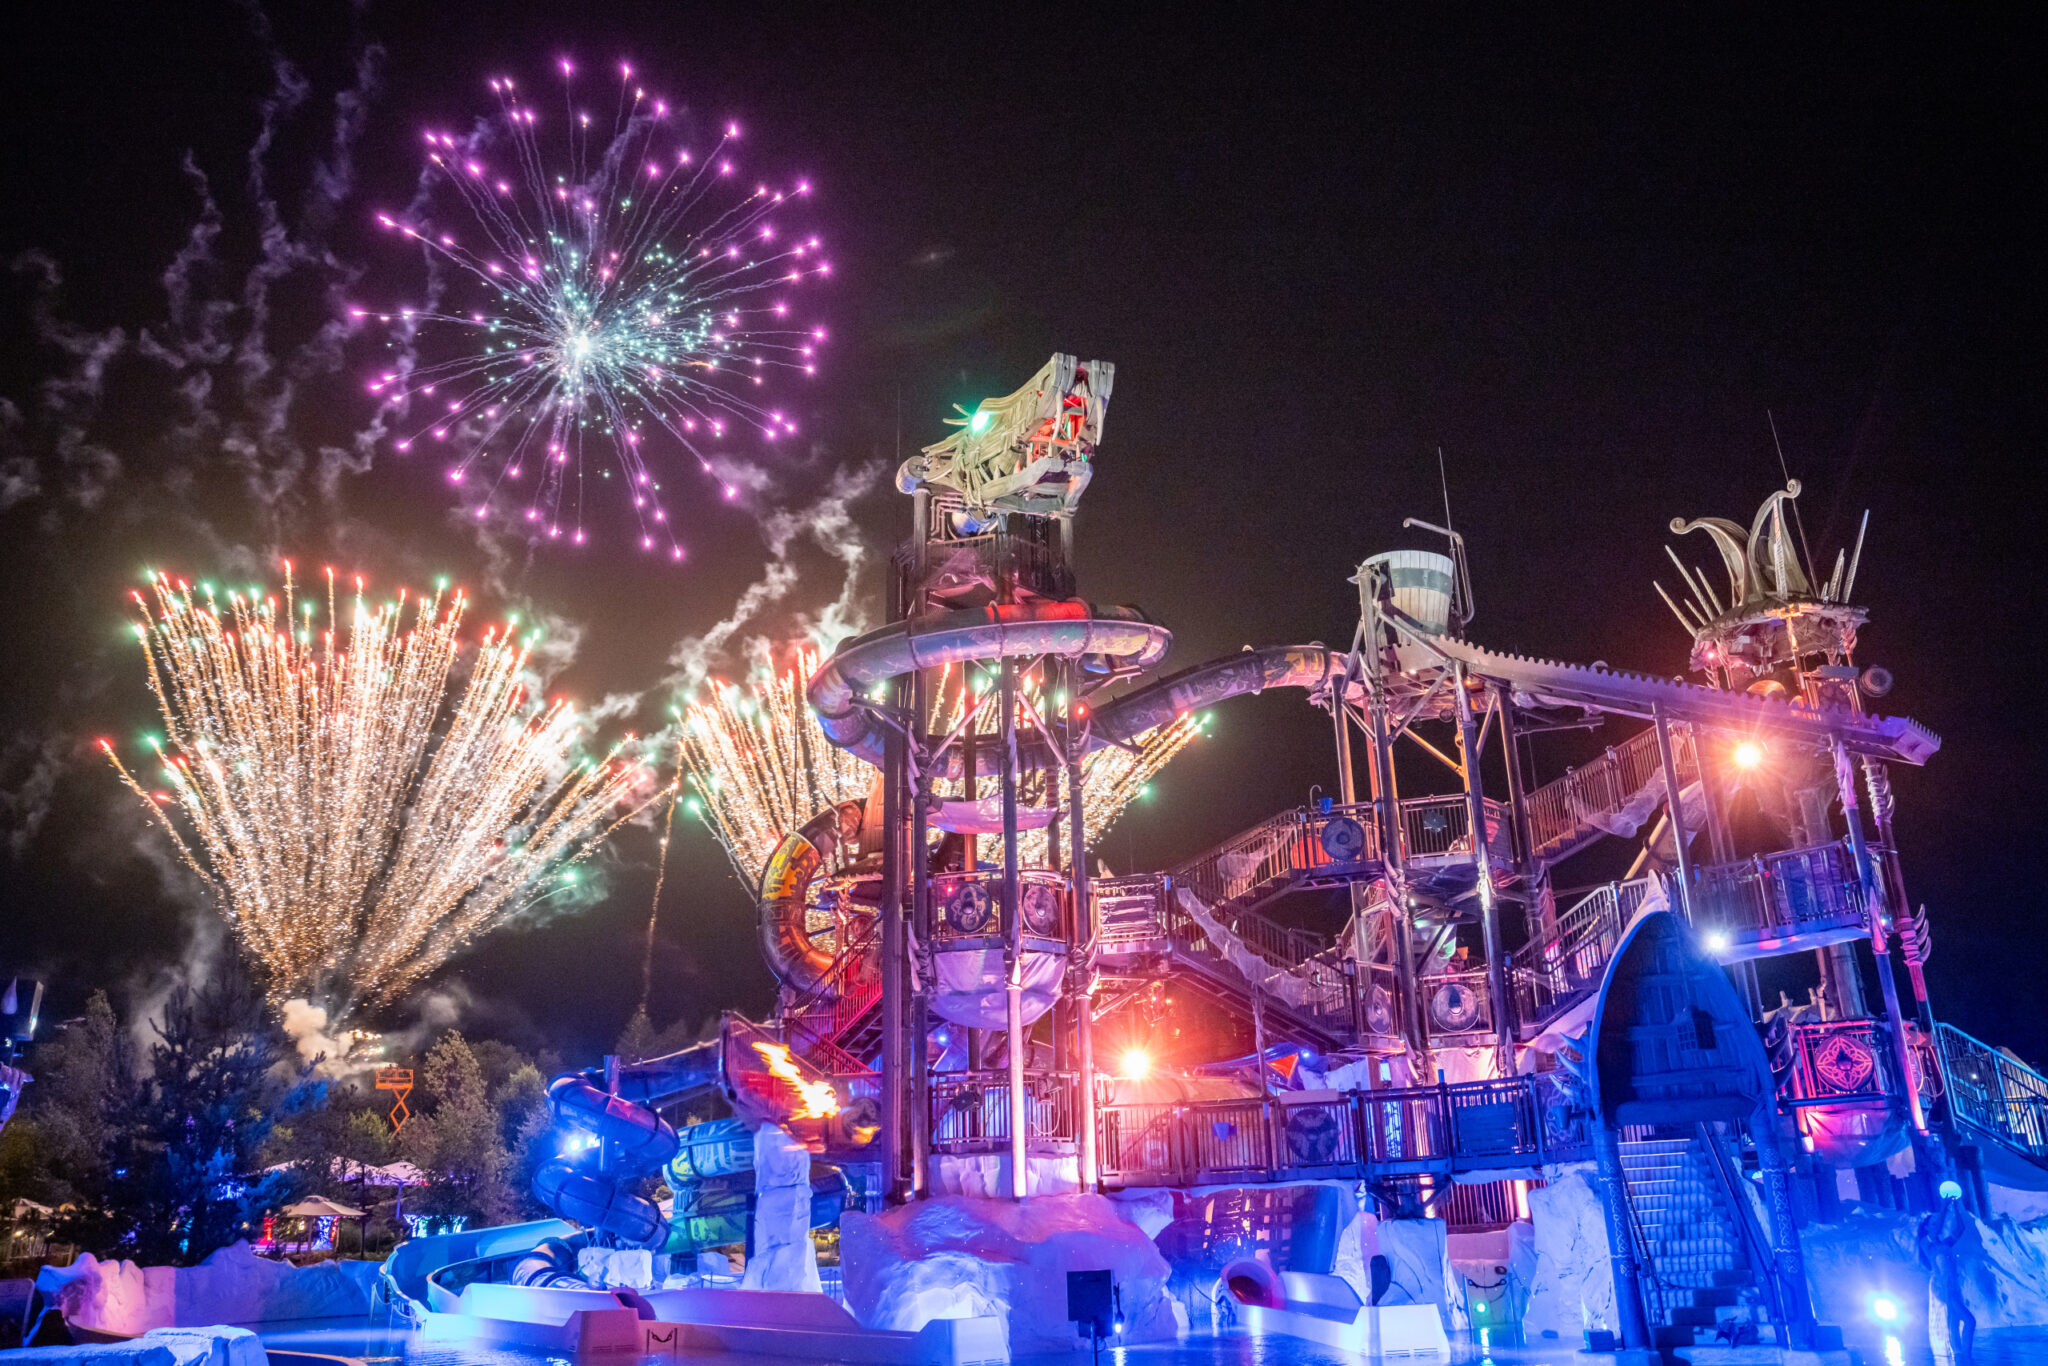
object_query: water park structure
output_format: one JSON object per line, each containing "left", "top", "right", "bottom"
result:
{"left": 33, "top": 353, "right": 2048, "bottom": 1365}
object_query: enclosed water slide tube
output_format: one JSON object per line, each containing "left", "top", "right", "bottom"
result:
{"left": 758, "top": 801, "right": 866, "bottom": 995}
{"left": 763, "top": 641, "right": 1338, "bottom": 995}
{"left": 1087, "top": 644, "right": 1336, "bottom": 748}
{"left": 806, "top": 601, "right": 1173, "bottom": 772}
{"left": 531, "top": 1039, "right": 729, "bottom": 1250}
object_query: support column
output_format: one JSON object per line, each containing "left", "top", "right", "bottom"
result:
{"left": 1651, "top": 703, "right": 1697, "bottom": 923}
{"left": 909, "top": 667, "right": 933, "bottom": 1198}
{"left": 1751, "top": 1112, "right": 1817, "bottom": 1350}
{"left": 1591, "top": 1125, "right": 1653, "bottom": 1352}
{"left": 879, "top": 617, "right": 908, "bottom": 1203}
{"left": 999, "top": 655, "right": 1028, "bottom": 1198}
{"left": 1331, "top": 687, "right": 1373, "bottom": 1047}
{"left": 1067, "top": 659, "right": 1098, "bottom": 1191}
{"left": 1835, "top": 743, "right": 1925, "bottom": 1132}
{"left": 1863, "top": 758, "right": 1933, "bottom": 1026}
{"left": 1453, "top": 664, "right": 1512, "bottom": 1072}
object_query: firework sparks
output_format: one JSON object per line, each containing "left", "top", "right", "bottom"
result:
{"left": 678, "top": 648, "right": 871, "bottom": 878}
{"left": 677, "top": 650, "right": 1201, "bottom": 880}
{"left": 104, "top": 565, "right": 663, "bottom": 1012}
{"left": 363, "top": 60, "right": 828, "bottom": 556}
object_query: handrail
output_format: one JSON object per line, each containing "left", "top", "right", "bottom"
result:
{"left": 1690, "top": 840, "right": 1865, "bottom": 940}
{"left": 1096, "top": 1075, "right": 1584, "bottom": 1186}
{"left": 1935, "top": 1022, "right": 2048, "bottom": 1160}
{"left": 1695, "top": 1122, "right": 1789, "bottom": 1348}
{"left": 1522, "top": 724, "right": 1699, "bottom": 865}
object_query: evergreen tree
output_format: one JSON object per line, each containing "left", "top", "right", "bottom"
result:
{"left": 401, "top": 1032, "right": 513, "bottom": 1227}
{"left": 95, "top": 978, "right": 313, "bottom": 1264}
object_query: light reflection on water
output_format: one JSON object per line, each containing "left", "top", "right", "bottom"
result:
{"left": 253, "top": 1318, "right": 2048, "bottom": 1366}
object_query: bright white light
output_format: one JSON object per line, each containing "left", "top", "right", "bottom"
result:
{"left": 1732, "top": 741, "right": 1764, "bottom": 770}
{"left": 1120, "top": 1047, "right": 1152, "bottom": 1080}
{"left": 1706, "top": 931, "right": 1731, "bottom": 953}
{"left": 1871, "top": 1294, "right": 1900, "bottom": 1323}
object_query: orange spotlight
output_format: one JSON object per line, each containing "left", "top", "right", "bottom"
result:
{"left": 1119, "top": 1047, "right": 1152, "bottom": 1080}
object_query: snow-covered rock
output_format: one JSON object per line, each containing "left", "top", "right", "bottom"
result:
{"left": 576, "top": 1247, "right": 661, "bottom": 1291}
{"left": 9, "top": 1328, "right": 263, "bottom": 1366}
{"left": 135, "top": 1328, "right": 266, "bottom": 1366}
{"left": 1331, "top": 1206, "right": 1380, "bottom": 1306}
{"left": 741, "top": 1124, "right": 822, "bottom": 1293}
{"left": 1105, "top": 1187, "right": 1176, "bottom": 1240}
{"left": 1520, "top": 1164, "right": 1617, "bottom": 1342}
{"left": 1377, "top": 1217, "right": 1467, "bottom": 1331}
{"left": 840, "top": 1193, "right": 1176, "bottom": 1353}
{"left": 36, "top": 1244, "right": 371, "bottom": 1336}
{"left": 1988, "top": 1183, "right": 2048, "bottom": 1222}
{"left": 1798, "top": 1209, "right": 1926, "bottom": 1362}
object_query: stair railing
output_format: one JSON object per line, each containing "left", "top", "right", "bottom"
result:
{"left": 1695, "top": 1122, "right": 1789, "bottom": 1348}
{"left": 1522, "top": 724, "right": 1699, "bottom": 864}
{"left": 1934, "top": 1022, "right": 2048, "bottom": 1160}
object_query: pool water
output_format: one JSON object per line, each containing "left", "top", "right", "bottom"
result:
{"left": 250, "top": 1318, "right": 2048, "bottom": 1365}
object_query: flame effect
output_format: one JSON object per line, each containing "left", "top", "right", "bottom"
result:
{"left": 104, "top": 565, "right": 661, "bottom": 1012}
{"left": 365, "top": 61, "right": 829, "bottom": 555}
{"left": 753, "top": 1040, "right": 839, "bottom": 1118}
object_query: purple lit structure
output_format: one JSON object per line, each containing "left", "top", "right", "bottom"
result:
{"left": 375, "top": 355, "right": 2045, "bottom": 1362}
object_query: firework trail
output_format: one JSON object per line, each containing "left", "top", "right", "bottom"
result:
{"left": 677, "top": 651, "right": 1203, "bottom": 881}
{"left": 363, "top": 59, "right": 830, "bottom": 557}
{"left": 103, "top": 565, "right": 664, "bottom": 1013}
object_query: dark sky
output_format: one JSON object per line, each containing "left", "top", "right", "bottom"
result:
{"left": 2, "top": 7, "right": 2041, "bottom": 1066}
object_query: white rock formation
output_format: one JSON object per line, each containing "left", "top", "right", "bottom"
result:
{"left": 841, "top": 1193, "right": 1177, "bottom": 1353}
{"left": 10, "top": 1327, "right": 264, "bottom": 1366}
{"left": 1377, "top": 1217, "right": 1468, "bottom": 1331}
{"left": 1519, "top": 1164, "right": 1618, "bottom": 1342}
{"left": 575, "top": 1246, "right": 660, "bottom": 1291}
{"left": 1105, "top": 1187, "right": 1176, "bottom": 1240}
{"left": 35, "top": 1243, "right": 374, "bottom": 1336}
{"left": 740, "top": 1123, "right": 822, "bottom": 1293}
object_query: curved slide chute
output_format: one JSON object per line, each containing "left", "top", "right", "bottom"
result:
{"left": 530, "top": 1040, "right": 727, "bottom": 1251}
{"left": 758, "top": 801, "right": 867, "bottom": 995}
{"left": 807, "top": 600, "right": 1172, "bottom": 771}
{"left": 1088, "top": 644, "right": 1335, "bottom": 748}
{"left": 765, "top": 642, "right": 1339, "bottom": 996}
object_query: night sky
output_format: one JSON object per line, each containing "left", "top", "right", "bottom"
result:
{"left": 2, "top": 8, "right": 2041, "bottom": 1067}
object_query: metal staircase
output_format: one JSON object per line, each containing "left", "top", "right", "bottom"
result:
{"left": 1621, "top": 1130, "right": 1781, "bottom": 1349}
{"left": 784, "top": 916, "right": 883, "bottom": 1075}
{"left": 1935, "top": 1022, "right": 2048, "bottom": 1182}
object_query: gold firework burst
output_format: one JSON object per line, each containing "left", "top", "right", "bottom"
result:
{"left": 104, "top": 565, "right": 663, "bottom": 1012}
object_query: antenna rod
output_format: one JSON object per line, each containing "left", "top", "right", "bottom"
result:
{"left": 1665, "top": 546, "right": 1713, "bottom": 618}
{"left": 1842, "top": 508, "right": 1870, "bottom": 602}
{"left": 1768, "top": 409, "right": 1819, "bottom": 585}
{"left": 1655, "top": 581, "right": 1700, "bottom": 632}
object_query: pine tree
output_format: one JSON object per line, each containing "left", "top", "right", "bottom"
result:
{"left": 97, "top": 978, "right": 313, "bottom": 1265}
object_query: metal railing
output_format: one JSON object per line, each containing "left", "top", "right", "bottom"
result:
{"left": 1690, "top": 840, "right": 1865, "bottom": 942}
{"left": 1935, "top": 1023, "right": 2048, "bottom": 1160}
{"left": 1089, "top": 873, "right": 1354, "bottom": 1034}
{"left": 1512, "top": 878, "right": 1657, "bottom": 1029}
{"left": 1171, "top": 804, "right": 1380, "bottom": 911}
{"left": 927, "top": 1069, "right": 1080, "bottom": 1153}
{"left": 1780, "top": 1018, "right": 1904, "bottom": 1107}
{"left": 1398, "top": 794, "right": 1511, "bottom": 864}
{"left": 784, "top": 915, "right": 883, "bottom": 1071}
{"left": 1522, "top": 724, "right": 1699, "bottom": 865}
{"left": 1097, "top": 1076, "right": 1582, "bottom": 1187}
